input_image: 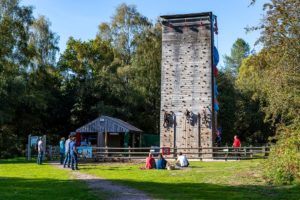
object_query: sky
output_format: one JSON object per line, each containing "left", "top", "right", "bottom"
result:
{"left": 21, "top": 0, "right": 268, "bottom": 67}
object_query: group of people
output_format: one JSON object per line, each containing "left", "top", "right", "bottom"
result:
{"left": 59, "top": 135, "right": 79, "bottom": 170}
{"left": 36, "top": 134, "right": 242, "bottom": 167}
{"left": 145, "top": 152, "right": 189, "bottom": 170}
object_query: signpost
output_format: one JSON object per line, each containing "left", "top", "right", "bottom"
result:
{"left": 77, "top": 146, "right": 93, "bottom": 159}
{"left": 27, "top": 134, "right": 46, "bottom": 160}
{"left": 162, "top": 147, "right": 171, "bottom": 155}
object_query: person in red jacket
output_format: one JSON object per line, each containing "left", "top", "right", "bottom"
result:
{"left": 145, "top": 153, "right": 156, "bottom": 169}
{"left": 233, "top": 135, "right": 241, "bottom": 148}
{"left": 232, "top": 135, "right": 241, "bottom": 160}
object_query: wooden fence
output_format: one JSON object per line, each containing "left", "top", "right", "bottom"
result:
{"left": 46, "top": 146, "right": 270, "bottom": 161}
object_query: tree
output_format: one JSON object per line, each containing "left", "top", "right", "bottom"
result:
{"left": 98, "top": 3, "right": 151, "bottom": 65}
{"left": 218, "top": 38, "right": 252, "bottom": 144}
{"left": 58, "top": 37, "right": 115, "bottom": 128}
{"left": 224, "top": 38, "right": 250, "bottom": 75}
{"left": 130, "top": 23, "right": 162, "bottom": 132}
{"left": 58, "top": 3, "right": 162, "bottom": 134}
{"left": 96, "top": 3, "right": 161, "bottom": 130}
{"left": 235, "top": 58, "right": 274, "bottom": 144}
{"left": 0, "top": 0, "right": 34, "bottom": 157}
{"left": 28, "top": 15, "right": 59, "bottom": 68}
{"left": 218, "top": 36, "right": 275, "bottom": 145}
{"left": 217, "top": 70, "right": 237, "bottom": 143}
{"left": 0, "top": 0, "right": 63, "bottom": 157}
{"left": 243, "top": 0, "right": 300, "bottom": 184}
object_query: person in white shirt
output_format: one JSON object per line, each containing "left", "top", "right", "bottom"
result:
{"left": 176, "top": 152, "right": 189, "bottom": 167}
{"left": 63, "top": 135, "right": 71, "bottom": 168}
{"left": 37, "top": 137, "right": 44, "bottom": 165}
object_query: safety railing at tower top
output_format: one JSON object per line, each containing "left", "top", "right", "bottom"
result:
{"left": 44, "top": 146, "right": 270, "bottom": 161}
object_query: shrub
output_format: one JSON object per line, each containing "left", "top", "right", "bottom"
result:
{"left": 264, "top": 121, "right": 300, "bottom": 184}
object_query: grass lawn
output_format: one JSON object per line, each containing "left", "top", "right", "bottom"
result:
{"left": 0, "top": 158, "right": 104, "bottom": 200}
{"left": 80, "top": 160, "right": 300, "bottom": 200}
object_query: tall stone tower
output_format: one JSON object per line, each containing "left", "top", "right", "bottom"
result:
{"left": 160, "top": 12, "right": 218, "bottom": 158}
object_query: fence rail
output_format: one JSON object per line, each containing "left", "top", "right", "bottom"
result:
{"left": 44, "top": 146, "right": 269, "bottom": 161}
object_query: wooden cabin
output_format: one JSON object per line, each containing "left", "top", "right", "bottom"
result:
{"left": 75, "top": 116, "right": 143, "bottom": 148}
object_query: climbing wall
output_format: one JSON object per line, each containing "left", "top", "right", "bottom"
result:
{"left": 160, "top": 13, "right": 216, "bottom": 158}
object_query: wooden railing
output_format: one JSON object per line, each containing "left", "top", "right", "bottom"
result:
{"left": 46, "top": 146, "right": 270, "bottom": 161}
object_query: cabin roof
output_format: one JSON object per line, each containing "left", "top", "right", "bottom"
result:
{"left": 76, "top": 115, "right": 143, "bottom": 133}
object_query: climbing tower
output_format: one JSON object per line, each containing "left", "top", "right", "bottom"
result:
{"left": 160, "top": 12, "right": 219, "bottom": 159}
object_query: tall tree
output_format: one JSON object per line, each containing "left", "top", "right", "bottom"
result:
{"left": 58, "top": 37, "right": 115, "bottom": 127}
{"left": 0, "top": 0, "right": 34, "bottom": 157}
{"left": 98, "top": 3, "right": 151, "bottom": 65}
{"left": 240, "top": 0, "right": 300, "bottom": 184}
{"left": 217, "top": 71, "right": 237, "bottom": 143}
{"left": 224, "top": 38, "right": 250, "bottom": 75}
{"left": 0, "top": 0, "right": 63, "bottom": 157}
{"left": 96, "top": 3, "right": 156, "bottom": 127}
{"left": 218, "top": 38, "right": 251, "bottom": 144}
{"left": 131, "top": 23, "right": 162, "bottom": 133}
{"left": 28, "top": 15, "right": 59, "bottom": 68}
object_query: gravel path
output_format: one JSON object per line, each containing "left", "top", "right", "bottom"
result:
{"left": 50, "top": 163, "right": 153, "bottom": 200}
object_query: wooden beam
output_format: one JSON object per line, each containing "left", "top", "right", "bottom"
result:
{"left": 132, "top": 133, "right": 135, "bottom": 148}
{"left": 104, "top": 132, "right": 108, "bottom": 147}
{"left": 97, "top": 132, "right": 101, "bottom": 147}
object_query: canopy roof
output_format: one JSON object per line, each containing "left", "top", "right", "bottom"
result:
{"left": 76, "top": 116, "right": 142, "bottom": 133}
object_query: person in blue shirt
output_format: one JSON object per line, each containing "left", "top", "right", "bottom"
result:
{"left": 156, "top": 153, "right": 167, "bottom": 169}
{"left": 69, "top": 136, "right": 79, "bottom": 170}
{"left": 59, "top": 137, "right": 65, "bottom": 165}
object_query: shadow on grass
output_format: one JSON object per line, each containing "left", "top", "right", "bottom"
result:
{"left": 0, "top": 157, "right": 37, "bottom": 164}
{"left": 1, "top": 176, "right": 298, "bottom": 200}
{"left": 0, "top": 177, "right": 107, "bottom": 200}
{"left": 109, "top": 179, "right": 299, "bottom": 200}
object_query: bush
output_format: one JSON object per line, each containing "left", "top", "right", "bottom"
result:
{"left": 264, "top": 122, "right": 300, "bottom": 184}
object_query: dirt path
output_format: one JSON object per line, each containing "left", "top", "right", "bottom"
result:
{"left": 50, "top": 163, "right": 153, "bottom": 200}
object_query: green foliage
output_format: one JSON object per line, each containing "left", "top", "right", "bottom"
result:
{"left": 0, "top": 0, "right": 62, "bottom": 157}
{"left": 217, "top": 36, "right": 272, "bottom": 146}
{"left": 58, "top": 4, "right": 161, "bottom": 134}
{"left": 264, "top": 119, "right": 300, "bottom": 184}
{"left": 28, "top": 15, "right": 59, "bottom": 67}
{"left": 58, "top": 36, "right": 116, "bottom": 126}
{"left": 235, "top": 58, "right": 274, "bottom": 144}
{"left": 0, "top": 1, "right": 162, "bottom": 158}
{"left": 224, "top": 38, "right": 250, "bottom": 75}
{"left": 218, "top": 39, "right": 272, "bottom": 145}
{"left": 98, "top": 3, "right": 151, "bottom": 65}
{"left": 243, "top": 0, "right": 300, "bottom": 184}
{"left": 217, "top": 70, "right": 237, "bottom": 143}
{"left": 130, "top": 23, "right": 162, "bottom": 132}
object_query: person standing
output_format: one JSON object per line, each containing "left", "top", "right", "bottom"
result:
{"left": 63, "top": 135, "right": 71, "bottom": 168}
{"left": 59, "top": 137, "right": 65, "bottom": 165}
{"left": 70, "top": 136, "right": 79, "bottom": 170}
{"left": 233, "top": 135, "right": 241, "bottom": 148}
{"left": 37, "top": 137, "right": 44, "bottom": 165}
{"left": 232, "top": 135, "right": 241, "bottom": 160}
